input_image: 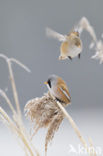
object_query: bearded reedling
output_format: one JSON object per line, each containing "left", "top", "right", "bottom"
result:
{"left": 44, "top": 75, "right": 71, "bottom": 104}
{"left": 46, "top": 27, "right": 82, "bottom": 60}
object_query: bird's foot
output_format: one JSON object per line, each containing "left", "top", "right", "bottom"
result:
{"left": 68, "top": 56, "right": 72, "bottom": 60}
{"left": 78, "top": 53, "right": 81, "bottom": 59}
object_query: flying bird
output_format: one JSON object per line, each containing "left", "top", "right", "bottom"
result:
{"left": 46, "top": 27, "right": 82, "bottom": 60}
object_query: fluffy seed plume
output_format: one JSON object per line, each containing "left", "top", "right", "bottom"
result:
{"left": 25, "top": 92, "right": 69, "bottom": 155}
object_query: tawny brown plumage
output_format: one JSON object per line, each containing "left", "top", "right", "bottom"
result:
{"left": 45, "top": 75, "right": 71, "bottom": 105}
{"left": 56, "top": 77, "right": 71, "bottom": 104}
{"left": 46, "top": 28, "right": 82, "bottom": 60}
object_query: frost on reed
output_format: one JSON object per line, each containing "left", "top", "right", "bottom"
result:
{"left": 25, "top": 92, "right": 67, "bottom": 154}
{"left": 0, "top": 54, "right": 39, "bottom": 156}
{"left": 77, "top": 17, "right": 103, "bottom": 64}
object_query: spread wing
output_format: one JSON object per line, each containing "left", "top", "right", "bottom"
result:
{"left": 46, "top": 27, "right": 66, "bottom": 42}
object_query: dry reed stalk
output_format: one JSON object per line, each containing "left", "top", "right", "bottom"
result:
{"left": 25, "top": 92, "right": 96, "bottom": 156}
{"left": 0, "top": 107, "right": 18, "bottom": 132}
{"left": 55, "top": 100, "right": 97, "bottom": 156}
{"left": 56, "top": 100, "right": 88, "bottom": 149}
{"left": 0, "top": 54, "right": 39, "bottom": 156}
{"left": 88, "top": 138, "right": 97, "bottom": 156}
{"left": 51, "top": 93, "right": 97, "bottom": 156}
{"left": 7, "top": 59, "right": 22, "bottom": 120}
{"left": 0, "top": 107, "right": 36, "bottom": 156}
{"left": 0, "top": 89, "right": 16, "bottom": 115}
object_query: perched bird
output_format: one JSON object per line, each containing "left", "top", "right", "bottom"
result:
{"left": 44, "top": 75, "right": 71, "bottom": 104}
{"left": 46, "top": 27, "right": 82, "bottom": 60}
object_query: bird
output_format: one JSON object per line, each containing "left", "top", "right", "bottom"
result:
{"left": 44, "top": 75, "right": 71, "bottom": 104}
{"left": 46, "top": 27, "right": 82, "bottom": 60}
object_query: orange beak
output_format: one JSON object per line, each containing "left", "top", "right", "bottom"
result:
{"left": 44, "top": 81, "right": 48, "bottom": 85}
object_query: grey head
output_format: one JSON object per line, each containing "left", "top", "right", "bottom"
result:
{"left": 46, "top": 74, "right": 58, "bottom": 88}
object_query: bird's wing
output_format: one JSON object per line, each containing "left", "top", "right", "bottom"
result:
{"left": 59, "top": 86, "right": 71, "bottom": 102}
{"left": 46, "top": 27, "right": 66, "bottom": 42}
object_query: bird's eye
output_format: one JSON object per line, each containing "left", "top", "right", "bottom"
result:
{"left": 47, "top": 79, "right": 51, "bottom": 88}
